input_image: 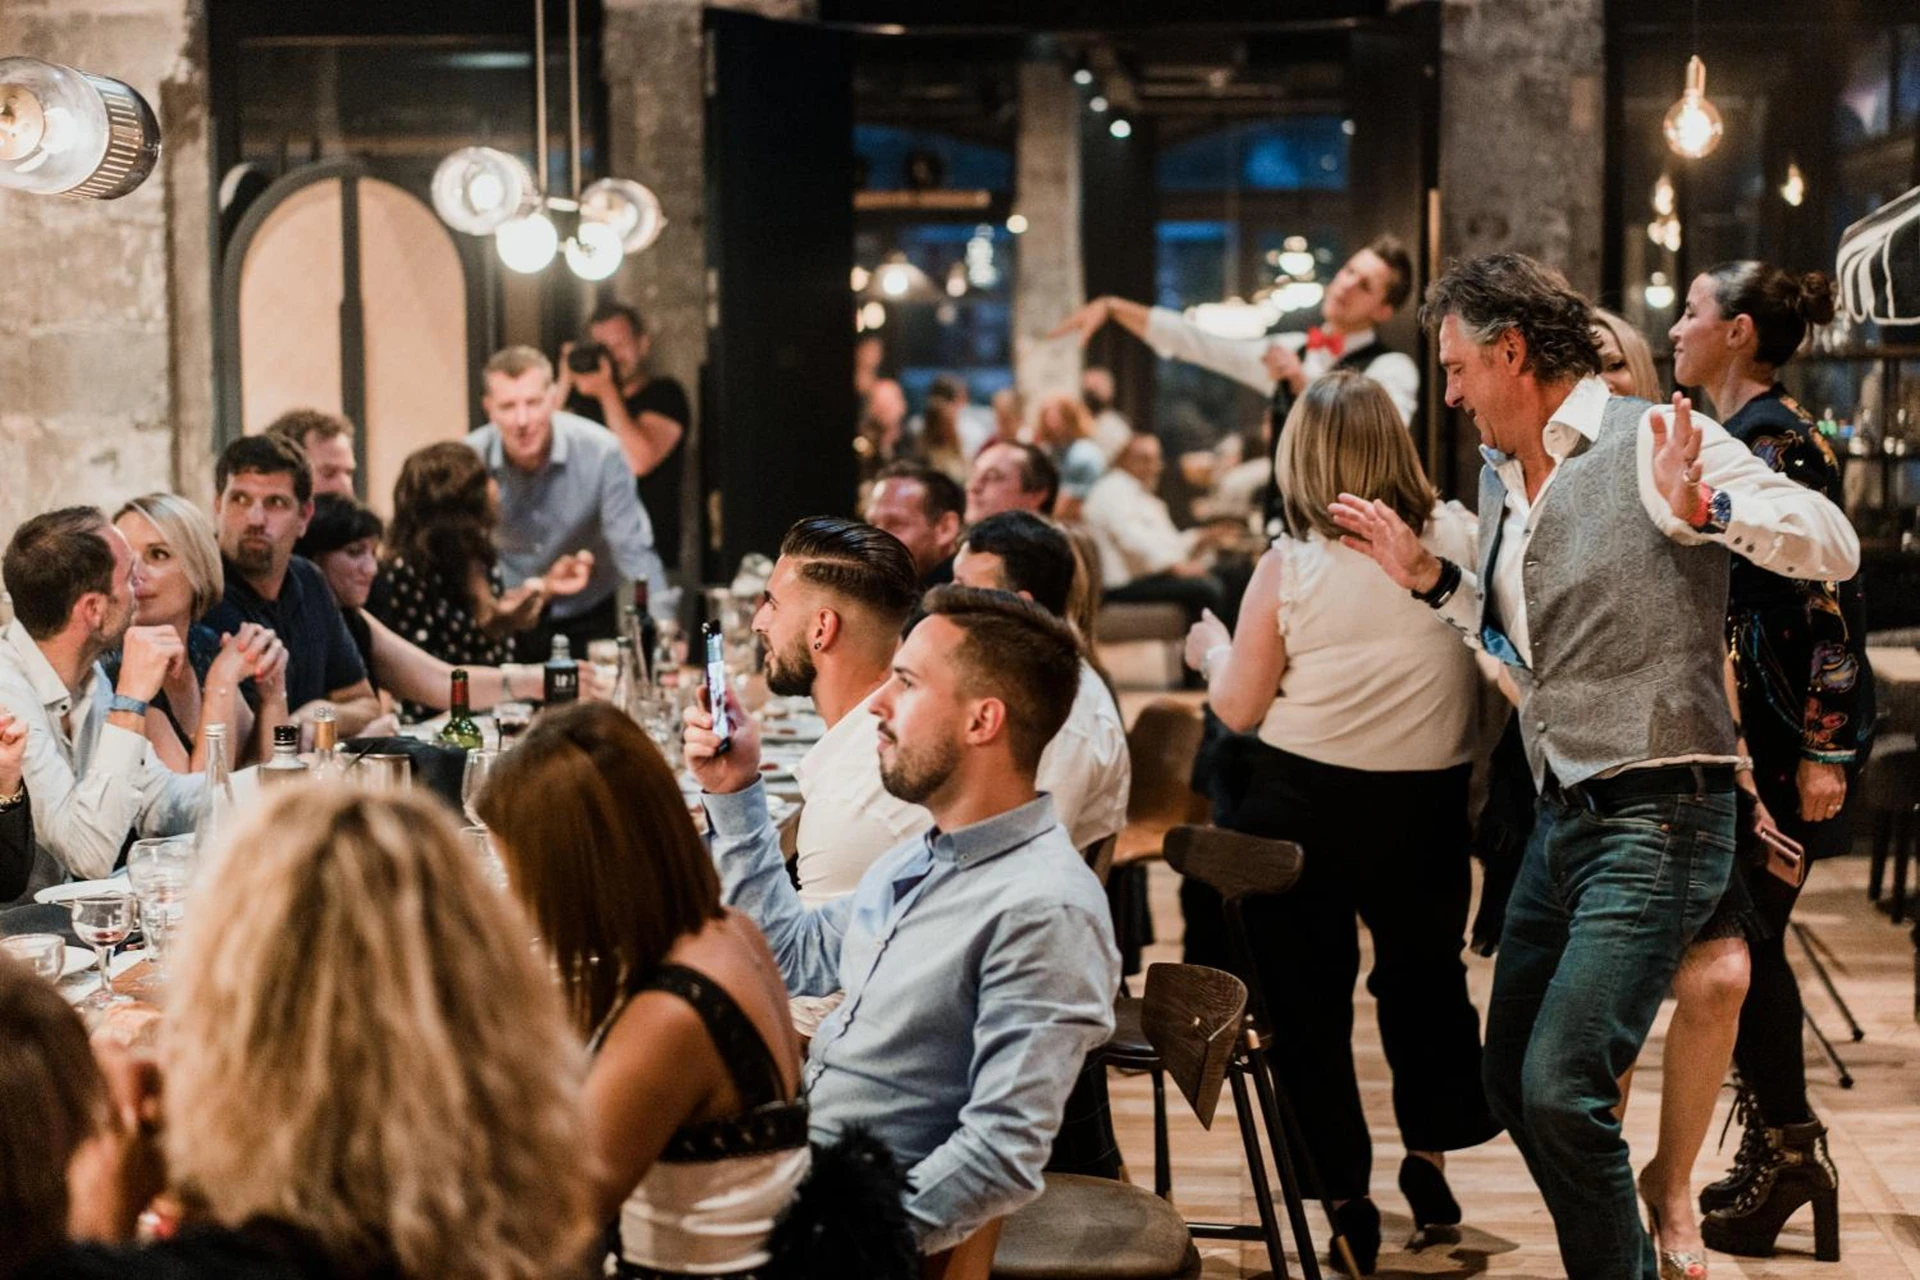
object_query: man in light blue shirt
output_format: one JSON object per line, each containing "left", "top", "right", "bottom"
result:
{"left": 465, "top": 346, "right": 667, "bottom": 660}
{"left": 686, "top": 585, "right": 1119, "bottom": 1255}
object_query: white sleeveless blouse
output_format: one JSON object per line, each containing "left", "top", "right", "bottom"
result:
{"left": 1256, "top": 501, "right": 1483, "bottom": 772}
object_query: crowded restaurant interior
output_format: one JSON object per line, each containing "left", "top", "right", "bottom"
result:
{"left": 5, "top": 0, "right": 1920, "bottom": 1277}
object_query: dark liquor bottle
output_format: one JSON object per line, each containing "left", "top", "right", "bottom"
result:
{"left": 630, "top": 583, "right": 660, "bottom": 683}
{"left": 438, "top": 669, "right": 486, "bottom": 749}
{"left": 544, "top": 636, "right": 580, "bottom": 705}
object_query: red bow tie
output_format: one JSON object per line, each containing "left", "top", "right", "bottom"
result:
{"left": 1305, "top": 326, "right": 1346, "bottom": 357}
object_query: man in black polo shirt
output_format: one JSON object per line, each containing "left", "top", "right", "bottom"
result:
{"left": 203, "top": 436, "right": 381, "bottom": 740}
{"left": 557, "top": 300, "right": 691, "bottom": 572}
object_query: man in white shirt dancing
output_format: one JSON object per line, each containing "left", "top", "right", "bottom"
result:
{"left": 1332, "top": 252, "right": 1859, "bottom": 1280}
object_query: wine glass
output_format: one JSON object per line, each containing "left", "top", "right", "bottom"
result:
{"left": 69, "top": 894, "right": 137, "bottom": 1009}
{"left": 1, "top": 932, "right": 66, "bottom": 982}
{"left": 461, "top": 748, "right": 501, "bottom": 825}
{"left": 126, "top": 836, "right": 197, "bottom": 974}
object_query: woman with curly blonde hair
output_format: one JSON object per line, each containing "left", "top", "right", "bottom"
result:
{"left": 40, "top": 787, "right": 596, "bottom": 1280}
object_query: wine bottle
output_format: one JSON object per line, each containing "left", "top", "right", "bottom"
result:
{"left": 544, "top": 636, "right": 579, "bottom": 705}
{"left": 631, "top": 583, "right": 660, "bottom": 683}
{"left": 611, "top": 636, "right": 641, "bottom": 720}
{"left": 439, "top": 669, "right": 486, "bottom": 750}
{"left": 259, "top": 724, "right": 310, "bottom": 786}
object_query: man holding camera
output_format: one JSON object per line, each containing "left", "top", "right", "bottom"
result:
{"left": 558, "top": 301, "right": 691, "bottom": 571}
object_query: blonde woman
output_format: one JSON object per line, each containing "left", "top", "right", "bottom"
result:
{"left": 1592, "top": 306, "right": 1661, "bottom": 401}
{"left": 41, "top": 787, "right": 597, "bottom": 1279}
{"left": 106, "top": 495, "right": 289, "bottom": 769}
{"left": 1182, "top": 370, "right": 1497, "bottom": 1271}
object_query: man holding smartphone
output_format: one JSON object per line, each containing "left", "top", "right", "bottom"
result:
{"left": 683, "top": 586, "right": 1118, "bottom": 1260}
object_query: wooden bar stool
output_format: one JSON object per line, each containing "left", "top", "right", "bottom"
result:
{"left": 993, "top": 963, "right": 1251, "bottom": 1280}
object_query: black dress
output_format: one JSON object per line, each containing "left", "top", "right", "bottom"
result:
{"left": 364, "top": 558, "right": 509, "bottom": 722}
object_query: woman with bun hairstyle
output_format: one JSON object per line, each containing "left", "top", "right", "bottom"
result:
{"left": 1668, "top": 263, "right": 1871, "bottom": 1264}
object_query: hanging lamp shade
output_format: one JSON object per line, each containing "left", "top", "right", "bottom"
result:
{"left": 581, "top": 177, "right": 666, "bottom": 253}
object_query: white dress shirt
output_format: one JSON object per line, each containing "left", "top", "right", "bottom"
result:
{"left": 792, "top": 687, "right": 932, "bottom": 906}
{"left": 1035, "top": 661, "right": 1130, "bottom": 851}
{"left": 1081, "top": 468, "right": 1199, "bottom": 588}
{"left": 1143, "top": 307, "right": 1421, "bottom": 426}
{"left": 1435, "top": 377, "right": 1862, "bottom": 667}
{"left": 0, "top": 621, "right": 203, "bottom": 901}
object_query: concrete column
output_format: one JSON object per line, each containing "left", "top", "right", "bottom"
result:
{"left": 599, "top": 0, "right": 813, "bottom": 403}
{"left": 1439, "top": 0, "right": 1605, "bottom": 294}
{"left": 0, "top": 0, "right": 213, "bottom": 537}
{"left": 1013, "top": 60, "right": 1083, "bottom": 406}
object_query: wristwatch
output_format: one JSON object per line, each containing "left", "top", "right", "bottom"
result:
{"left": 108, "top": 693, "right": 151, "bottom": 718}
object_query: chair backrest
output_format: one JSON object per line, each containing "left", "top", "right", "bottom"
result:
{"left": 1141, "top": 962, "right": 1247, "bottom": 1131}
{"left": 1163, "top": 824, "right": 1304, "bottom": 902}
{"left": 1124, "top": 698, "right": 1207, "bottom": 826}
{"left": 1081, "top": 834, "right": 1117, "bottom": 887}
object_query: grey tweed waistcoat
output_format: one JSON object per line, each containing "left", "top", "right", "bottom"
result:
{"left": 1475, "top": 393, "right": 1734, "bottom": 787}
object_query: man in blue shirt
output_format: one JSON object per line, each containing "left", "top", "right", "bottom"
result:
{"left": 685, "top": 585, "right": 1119, "bottom": 1256}
{"left": 466, "top": 346, "right": 667, "bottom": 662}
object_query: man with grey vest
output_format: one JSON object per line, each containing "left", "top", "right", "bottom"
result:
{"left": 1330, "top": 253, "right": 1858, "bottom": 1280}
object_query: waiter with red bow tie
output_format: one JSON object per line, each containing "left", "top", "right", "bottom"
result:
{"left": 1051, "top": 233, "right": 1421, "bottom": 429}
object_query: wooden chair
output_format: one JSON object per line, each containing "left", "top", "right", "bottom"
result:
{"left": 1865, "top": 733, "right": 1918, "bottom": 923}
{"left": 1114, "top": 698, "right": 1210, "bottom": 866}
{"left": 1164, "top": 823, "right": 1355, "bottom": 1280}
{"left": 1082, "top": 833, "right": 1117, "bottom": 889}
{"left": 993, "top": 963, "right": 1248, "bottom": 1280}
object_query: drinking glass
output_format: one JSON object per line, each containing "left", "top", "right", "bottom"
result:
{"left": 69, "top": 894, "right": 137, "bottom": 1009}
{"left": 494, "top": 701, "right": 534, "bottom": 746}
{"left": 126, "top": 835, "right": 196, "bottom": 974}
{"left": 461, "top": 748, "right": 501, "bottom": 825}
{"left": 356, "top": 752, "right": 412, "bottom": 791}
{"left": 462, "top": 825, "right": 509, "bottom": 892}
{"left": 1, "top": 932, "right": 65, "bottom": 982}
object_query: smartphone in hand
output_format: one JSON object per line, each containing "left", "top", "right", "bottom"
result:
{"left": 702, "top": 620, "right": 732, "bottom": 755}
{"left": 1757, "top": 824, "right": 1807, "bottom": 888}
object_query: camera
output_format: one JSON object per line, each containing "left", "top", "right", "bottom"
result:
{"left": 566, "top": 340, "right": 610, "bottom": 375}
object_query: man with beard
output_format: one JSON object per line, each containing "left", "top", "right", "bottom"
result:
{"left": 203, "top": 435, "right": 382, "bottom": 739}
{"left": 753, "top": 515, "right": 928, "bottom": 905}
{"left": 685, "top": 586, "right": 1119, "bottom": 1258}
{"left": 0, "top": 508, "right": 203, "bottom": 898}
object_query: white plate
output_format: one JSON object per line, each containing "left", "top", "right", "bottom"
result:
{"left": 62, "top": 946, "right": 93, "bottom": 978}
{"left": 761, "top": 715, "right": 826, "bottom": 744}
{"left": 34, "top": 873, "right": 132, "bottom": 905}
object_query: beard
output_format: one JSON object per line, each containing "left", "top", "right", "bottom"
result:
{"left": 228, "top": 537, "right": 276, "bottom": 577}
{"left": 763, "top": 633, "right": 817, "bottom": 698}
{"left": 878, "top": 725, "right": 961, "bottom": 805}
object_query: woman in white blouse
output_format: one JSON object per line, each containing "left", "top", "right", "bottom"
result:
{"left": 1184, "top": 369, "right": 1498, "bottom": 1272}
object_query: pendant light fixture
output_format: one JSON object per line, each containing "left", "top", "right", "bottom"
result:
{"left": 430, "top": 0, "right": 665, "bottom": 278}
{"left": 0, "top": 56, "right": 160, "bottom": 200}
{"left": 1662, "top": 0, "right": 1723, "bottom": 160}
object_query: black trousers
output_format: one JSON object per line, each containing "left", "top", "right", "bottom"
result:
{"left": 1105, "top": 571, "right": 1227, "bottom": 629}
{"left": 1205, "top": 738, "right": 1500, "bottom": 1199}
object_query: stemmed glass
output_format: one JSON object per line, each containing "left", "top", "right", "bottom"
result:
{"left": 461, "top": 825, "right": 509, "bottom": 892}
{"left": 69, "top": 893, "right": 137, "bottom": 1009}
{"left": 462, "top": 748, "right": 501, "bottom": 825}
{"left": 126, "top": 835, "right": 197, "bottom": 975}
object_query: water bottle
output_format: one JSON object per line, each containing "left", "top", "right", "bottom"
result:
{"left": 194, "top": 724, "right": 237, "bottom": 854}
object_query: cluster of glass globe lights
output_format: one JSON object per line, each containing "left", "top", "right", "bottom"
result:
{"left": 431, "top": 145, "right": 664, "bottom": 279}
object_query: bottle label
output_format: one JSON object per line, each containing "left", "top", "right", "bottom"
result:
{"left": 546, "top": 663, "right": 579, "bottom": 704}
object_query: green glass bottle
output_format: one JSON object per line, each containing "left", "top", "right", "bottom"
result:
{"left": 438, "top": 668, "right": 485, "bottom": 751}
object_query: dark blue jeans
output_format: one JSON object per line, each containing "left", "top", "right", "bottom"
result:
{"left": 1484, "top": 787, "right": 1735, "bottom": 1280}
